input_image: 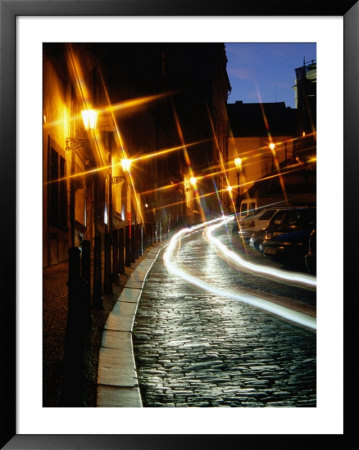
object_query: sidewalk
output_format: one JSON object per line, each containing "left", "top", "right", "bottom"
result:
{"left": 96, "top": 243, "right": 167, "bottom": 407}
{"left": 43, "top": 239, "right": 167, "bottom": 407}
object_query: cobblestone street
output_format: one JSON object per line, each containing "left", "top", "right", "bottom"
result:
{"left": 133, "top": 229, "right": 316, "bottom": 407}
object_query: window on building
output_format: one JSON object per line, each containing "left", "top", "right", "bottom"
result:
{"left": 48, "top": 146, "right": 67, "bottom": 227}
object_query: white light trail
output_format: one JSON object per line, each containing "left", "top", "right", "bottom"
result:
{"left": 205, "top": 220, "right": 317, "bottom": 290}
{"left": 163, "top": 218, "right": 316, "bottom": 332}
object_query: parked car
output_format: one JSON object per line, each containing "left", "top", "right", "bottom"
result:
{"left": 232, "top": 210, "right": 257, "bottom": 233}
{"left": 249, "top": 229, "right": 267, "bottom": 250}
{"left": 234, "top": 207, "right": 285, "bottom": 239}
{"left": 244, "top": 207, "right": 287, "bottom": 247}
{"left": 305, "top": 229, "right": 316, "bottom": 275}
{"left": 260, "top": 207, "right": 316, "bottom": 267}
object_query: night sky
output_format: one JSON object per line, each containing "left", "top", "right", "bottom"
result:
{"left": 225, "top": 43, "right": 316, "bottom": 109}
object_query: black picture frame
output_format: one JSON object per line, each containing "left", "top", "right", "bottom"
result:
{"left": 1, "top": 0, "right": 357, "bottom": 448}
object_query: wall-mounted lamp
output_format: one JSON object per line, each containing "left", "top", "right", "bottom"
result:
{"left": 234, "top": 157, "right": 242, "bottom": 170}
{"left": 81, "top": 109, "right": 98, "bottom": 131}
{"left": 65, "top": 108, "right": 98, "bottom": 151}
{"left": 234, "top": 157, "right": 242, "bottom": 202}
{"left": 269, "top": 142, "right": 276, "bottom": 170}
{"left": 121, "top": 158, "right": 132, "bottom": 172}
{"left": 269, "top": 142, "right": 276, "bottom": 151}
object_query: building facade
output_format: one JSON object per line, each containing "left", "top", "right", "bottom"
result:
{"left": 43, "top": 43, "right": 230, "bottom": 267}
{"left": 292, "top": 59, "right": 317, "bottom": 162}
{"left": 227, "top": 101, "right": 298, "bottom": 208}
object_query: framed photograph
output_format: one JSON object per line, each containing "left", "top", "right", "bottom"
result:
{"left": 1, "top": 0, "right": 356, "bottom": 448}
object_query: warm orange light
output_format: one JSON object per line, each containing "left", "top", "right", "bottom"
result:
{"left": 133, "top": 140, "right": 208, "bottom": 164}
{"left": 145, "top": 166, "right": 302, "bottom": 213}
{"left": 121, "top": 158, "right": 132, "bottom": 172}
{"left": 190, "top": 177, "right": 197, "bottom": 186}
{"left": 234, "top": 157, "right": 242, "bottom": 169}
{"left": 81, "top": 109, "right": 98, "bottom": 130}
{"left": 227, "top": 185, "right": 233, "bottom": 192}
{"left": 269, "top": 142, "right": 276, "bottom": 151}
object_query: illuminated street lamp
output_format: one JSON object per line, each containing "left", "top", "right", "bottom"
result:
{"left": 64, "top": 107, "right": 99, "bottom": 246}
{"left": 121, "top": 158, "right": 132, "bottom": 172}
{"left": 190, "top": 177, "right": 197, "bottom": 187}
{"left": 66, "top": 108, "right": 98, "bottom": 151}
{"left": 234, "top": 157, "right": 242, "bottom": 207}
{"left": 227, "top": 185, "right": 233, "bottom": 193}
{"left": 269, "top": 142, "right": 275, "bottom": 170}
{"left": 234, "top": 157, "right": 242, "bottom": 169}
{"left": 234, "top": 157, "right": 242, "bottom": 185}
{"left": 81, "top": 109, "right": 98, "bottom": 131}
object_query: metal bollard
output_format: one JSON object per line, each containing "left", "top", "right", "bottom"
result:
{"left": 130, "top": 224, "right": 136, "bottom": 263}
{"left": 143, "top": 223, "right": 148, "bottom": 250}
{"left": 147, "top": 223, "right": 151, "bottom": 247}
{"left": 81, "top": 240, "right": 92, "bottom": 331}
{"left": 140, "top": 224, "right": 144, "bottom": 256}
{"left": 147, "top": 223, "right": 151, "bottom": 246}
{"left": 135, "top": 224, "right": 140, "bottom": 259}
{"left": 146, "top": 223, "right": 150, "bottom": 250}
{"left": 112, "top": 229, "right": 119, "bottom": 282}
{"left": 104, "top": 232, "right": 112, "bottom": 294}
{"left": 67, "top": 247, "right": 81, "bottom": 333}
{"left": 62, "top": 246, "right": 83, "bottom": 406}
{"left": 134, "top": 224, "right": 138, "bottom": 259}
{"left": 151, "top": 223, "right": 155, "bottom": 246}
{"left": 93, "top": 235, "right": 103, "bottom": 309}
{"left": 119, "top": 227, "right": 125, "bottom": 274}
{"left": 125, "top": 225, "right": 131, "bottom": 267}
{"left": 154, "top": 223, "right": 158, "bottom": 243}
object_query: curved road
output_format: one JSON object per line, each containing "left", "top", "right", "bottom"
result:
{"left": 133, "top": 225, "right": 316, "bottom": 407}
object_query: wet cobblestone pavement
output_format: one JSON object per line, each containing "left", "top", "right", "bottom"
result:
{"left": 133, "top": 229, "right": 316, "bottom": 407}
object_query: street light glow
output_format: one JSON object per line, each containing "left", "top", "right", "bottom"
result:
{"left": 121, "top": 158, "right": 132, "bottom": 172}
{"left": 234, "top": 157, "right": 242, "bottom": 169}
{"left": 190, "top": 177, "right": 197, "bottom": 186}
{"left": 81, "top": 109, "right": 98, "bottom": 130}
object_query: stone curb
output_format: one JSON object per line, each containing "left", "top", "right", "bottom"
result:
{"left": 96, "top": 242, "right": 166, "bottom": 407}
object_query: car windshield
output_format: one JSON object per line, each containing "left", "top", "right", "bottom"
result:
{"left": 283, "top": 209, "right": 315, "bottom": 226}
{"left": 271, "top": 211, "right": 287, "bottom": 225}
{"left": 258, "top": 209, "right": 276, "bottom": 220}
{"left": 269, "top": 208, "right": 316, "bottom": 228}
